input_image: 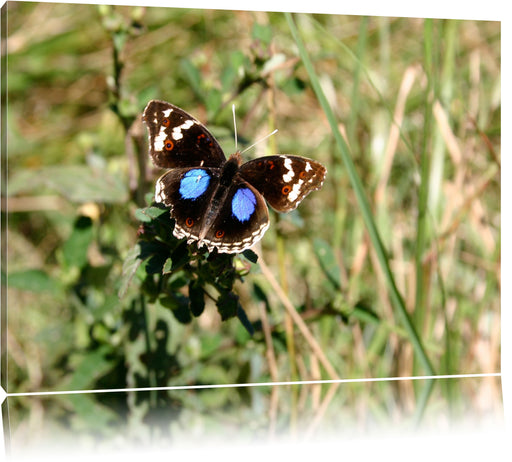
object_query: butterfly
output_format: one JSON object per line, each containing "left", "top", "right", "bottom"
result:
{"left": 142, "top": 100, "right": 327, "bottom": 254}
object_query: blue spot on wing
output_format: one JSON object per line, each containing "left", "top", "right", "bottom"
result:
{"left": 179, "top": 169, "right": 210, "bottom": 200}
{"left": 232, "top": 187, "right": 256, "bottom": 222}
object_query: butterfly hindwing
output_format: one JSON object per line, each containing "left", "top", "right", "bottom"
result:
{"left": 201, "top": 181, "right": 270, "bottom": 254}
{"left": 143, "top": 100, "right": 226, "bottom": 169}
{"left": 238, "top": 155, "right": 327, "bottom": 212}
{"left": 155, "top": 166, "right": 270, "bottom": 254}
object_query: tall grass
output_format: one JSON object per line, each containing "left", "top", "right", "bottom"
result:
{"left": 4, "top": 3, "right": 501, "bottom": 447}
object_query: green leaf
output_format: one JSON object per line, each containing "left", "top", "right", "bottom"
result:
{"left": 352, "top": 302, "right": 381, "bottom": 325}
{"left": 145, "top": 253, "right": 168, "bottom": 274}
{"left": 135, "top": 205, "right": 167, "bottom": 223}
{"left": 112, "top": 30, "right": 128, "bottom": 53}
{"left": 221, "top": 58, "right": 239, "bottom": 91}
{"left": 160, "top": 294, "right": 191, "bottom": 324}
{"left": 90, "top": 294, "right": 119, "bottom": 322}
{"left": 7, "top": 269, "right": 60, "bottom": 294}
{"left": 64, "top": 393, "right": 119, "bottom": 431}
{"left": 119, "top": 243, "right": 143, "bottom": 298}
{"left": 62, "top": 216, "right": 94, "bottom": 268}
{"left": 134, "top": 208, "right": 151, "bottom": 223}
{"left": 313, "top": 238, "right": 341, "bottom": 290}
{"left": 66, "top": 345, "right": 114, "bottom": 391}
{"left": 8, "top": 165, "right": 128, "bottom": 203}
{"left": 205, "top": 89, "right": 222, "bottom": 117}
{"left": 189, "top": 280, "right": 205, "bottom": 317}
{"left": 145, "top": 206, "right": 168, "bottom": 219}
{"left": 168, "top": 242, "right": 190, "bottom": 271}
{"left": 216, "top": 291, "right": 238, "bottom": 321}
{"left": 236, "top": 304, "right": 254, "bottom": 336}
{"left": 281, "top": 76, "right": 306, "bottom": 95}
{"left": 252, "top": 22, "right": 273, "bottom": 44}
{"left": 180, "top": 59, "right": 203, "bottom": 99}
{"left": 200, "top": 333, "right": 223, "bottom": 358}
{"left": 138, "top": 240, "right": 167, "bottom": 260}
{"left": 242, "top": 248, "right": 258, "bottom": 263}
{"left": 167, "top": 272, "right": 189, "bottom": 291}
{"left": 162, "top": 257, "right": 173, "bottom": 274}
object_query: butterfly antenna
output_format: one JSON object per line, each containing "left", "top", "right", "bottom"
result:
{"left": 241, "top": 129, "right": 278, "bottom": 154}
{"left": 232, "top": 104, "right": 238, "bottom": 152}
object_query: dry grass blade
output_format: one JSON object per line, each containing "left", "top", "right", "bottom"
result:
{"left": 257, "top": 301, "right": 279, "bottom": 381}
{"left": 257, "top": 253, "right": 340, "bottom": 381}
{"left": 374, "top": 65, "right": 420, "bottom": 205}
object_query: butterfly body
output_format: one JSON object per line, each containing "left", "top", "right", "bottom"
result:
{"left": 143, "top": 100, "right": 326, "bottom": 254}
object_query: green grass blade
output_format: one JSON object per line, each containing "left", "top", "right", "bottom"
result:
{"left": 413, "top": 19, "right": 434, "bottom": 339}
{"left": 286, "top": 12, "right": 435, "bottom": 377}
{"left": 347, "top": 16, "right": 368, "bottom": 149}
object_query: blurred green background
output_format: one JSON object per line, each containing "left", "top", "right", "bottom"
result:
{"left": 3, "top": 1, "right": 501, "bottom": 448}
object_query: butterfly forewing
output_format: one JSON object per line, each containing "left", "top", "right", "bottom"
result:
{"left": 143, "top": 100, "right": 226, "bottom": 169}
{"left": 155, "top": 167, "right": 221, "bottom": 241}
{"left": 238, "top": 155, "right": 326, "bottom": 212}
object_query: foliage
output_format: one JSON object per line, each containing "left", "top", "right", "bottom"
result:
{"left": 124, "top": 199, "right": 259, "bottom": 334}
{"left": 4, "top": 2, "right": 501, "bottom": 447}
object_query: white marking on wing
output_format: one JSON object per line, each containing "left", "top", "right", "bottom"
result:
{"left": 172, "top": 119, "right": 196, "bottom": 141}
{"left": 172, "top": 127, "right": 183, "bottom": 141}
{"left": 155, "top": 180, "right": 164, "bottom": 203}
{"left": 154, "top": 127, "right": 167, "bottom": 151}
{"left": 282, "top": 157, "right": 294, "bottom": 182}
{"left": 288, "top": 179, "right": 304, "bottom": 202}
{"left": 200, "top": 221, "right": 269, "bottom": 254}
